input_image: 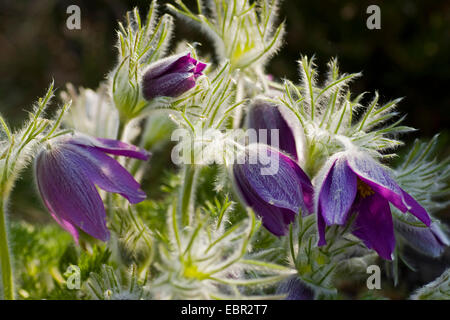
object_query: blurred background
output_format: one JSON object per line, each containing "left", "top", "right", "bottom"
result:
{"left": 0, "top": 0, "right": 449, "bottom": 298}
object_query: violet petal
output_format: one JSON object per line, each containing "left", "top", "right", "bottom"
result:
{"left": 61, "top": 144, "right": 147, "bottom": 204}
{"left": 394, "top": 219, "right": 449, "bottom": 257}
{"left": 143, "top": 52, "right": 192, "bottom": 80}
{"left": 352, "top": 193, "right": 395, "bottom": 260}
{"left": 317, "top": 206, "right": 327, "bottom": 246}
{"left": 35, "top": 150, "right": 110, "bottom": 242}
{"left": 319, "top": 157, "right": 357, "bottom": 225}
{"left": 233, "top": 145, "right": 313, "bottom": 236}
{"left": 143, "top": 72, "right": 196, "bottom": 99}
{"left": 234, "top": 171, "right": 296, "bottom": 236}
{"left": 400, "top": 188, "right": 431, "bottom": 226}
{"left": 276, "top": 275, "right": 315, "bottom": 300}
{"left": 247, "top": 101, "right": 298, "bottom": 161}
{"left": 68, "top": 134, "right": 151, "bottom": 161}
{"left": 346, "top": 153, "right": 407, "bottom": 212}
{"left": 49, "top": 210, "right": 80, "bottom": 244}
{"left": 195, "top": 62, "right": 207, "bottom": 76}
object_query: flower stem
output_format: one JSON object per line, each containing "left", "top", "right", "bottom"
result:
{"left": 0, "top": 196, "right": 14, "bottom": 300}
{"left": 179, "top": 164, "right": 197, "bottom": 227}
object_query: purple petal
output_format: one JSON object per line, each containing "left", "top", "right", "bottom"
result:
{"left": 346, "top": 153, "right": 407, "bottom": 212}
{"left": 142, "top": 52, "right": 205, "bottom": 99}
{"left": 144, "top": 52, "right": 193, "bottom": 80}
{"left": 430, "top": 223, "right": 450, "bottom": 247}
{"left": 247, "top": 100, "right": 298, "bottom": 161}
{"left": 352, "top": 193, "right": 395, "bottom": 260}
{"left": 35, "top": 150, "right": 110, "bottom": 242}
{"left": 143, "top": 72, "right": 196, "bottom": 99}
{"left": 394, "top": 219, "right": 449, "bottom": 257}
{"left": 49, "top": 210, "right": 80, "bottom": 244}
{"left": 276, "top": 275, "right": 315, "bottom": 300}
{"left": 167, "top": 53, "right": 196, "bottom": 74}
{"left": 317, "top": 207, "right": 327, "bottom": 246}
{"left": 195, "top": 62, "right": 207, "bottom": 76}
{"left": 233, "top": 145, "right": 313, "bottom": 235}
{"left": 295, "top": 164, "right": 314, "bottom": 214}
{"left": 234, "top": 171, "right": 296, "bottom": 236}
{"left": 68, "top": 134, "right": 150, "bottom": 161}
{"left": 400, "top": 188, "right": 431, "bottom": 226}
{"left": 61, "top": 144, "right": 147, "bottom": 204}
{"left": 238, "top": 146, "right": 312, "bottom": 214}
{"left": 319, "top": 157, "right": 357, "bottom": 226}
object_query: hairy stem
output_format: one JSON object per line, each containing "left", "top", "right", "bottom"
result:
{"left": 179, "top": 164, "right": 197, "bottom": 227}
{"left": 0, "top": 194, "right": 14, "bottom": 300}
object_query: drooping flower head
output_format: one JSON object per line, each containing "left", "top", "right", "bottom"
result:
{"left": 233, "top": 144, "right": 313, "bottom": 236}
{"left": 34, "top": 133, "right": 150, "bottom": 243}
{"left": 142, "top": 52, "right": 206, "bottom": 100}
{"left": 316, "top": 150, "right": 431, "bottom": 260}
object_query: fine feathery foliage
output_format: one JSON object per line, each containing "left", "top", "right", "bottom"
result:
{"left": 410, "top": 268, "right": 450, "bottom": 300}
{"left": 0, "top": 0, "right": 449, "bottom": 301}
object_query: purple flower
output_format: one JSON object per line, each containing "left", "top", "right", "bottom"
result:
{"left": 142, "top": 52, "right": 206, "bottom": 100}
{"left": 233, "top": 144, "right": 313, "bottom": 236}
{"left": 35, "top": 134, "right": 150, "bottom": 243}
{"left": 247, "top": 99, "right": 298, "bottom": 160}
{"left": 276, "top": 275, "right": 315, "bottom": 300}
{"left": 316, "top": 151, "right": 432, "bottom": 260}
{"left": 394, "top": 219, "right": 449, "bottom": 257}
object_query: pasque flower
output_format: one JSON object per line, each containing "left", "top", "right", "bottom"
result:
{"left": 142, "top": 52, "right": 206, "bottom": 100}
{"left": 316, "top": 150, "right": 431, "bottom": 260}
{"left": 233, "top": 144, "right": 313, "bottom": 236}
{"left": 394, "top": 219, "right": 449, "bottom": 258}
{"left": 247, "top": 99, "right": 298, "bottom": 160}
{"left": 34, "top": 133, "right": 150, "bottom": 243}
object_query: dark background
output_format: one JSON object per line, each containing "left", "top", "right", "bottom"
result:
{"left": 0, "top": 0, "right": 449, "bottom": 298}
{"left": 0, "top": 0, "right": 448, "bottom": 136}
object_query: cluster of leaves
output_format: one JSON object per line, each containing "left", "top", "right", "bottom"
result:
{"left": 0, "top": 83, "right": 71, "bottom": 198}
{"left": 10, "top": 220, "right": 112, "bottom": 300}
{"left": 278, "top": 57, "right": 413, "bottom": 175}
{"left": 169, "top": 0, "right": 284, "bottom": 73}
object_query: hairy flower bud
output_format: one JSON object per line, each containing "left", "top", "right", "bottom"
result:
{"left": 142, "top": 52, "right": 206, "bottom": 100}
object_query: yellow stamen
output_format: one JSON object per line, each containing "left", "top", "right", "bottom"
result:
{"left": 357, "top": 179, "right": 374, "bottom": 198}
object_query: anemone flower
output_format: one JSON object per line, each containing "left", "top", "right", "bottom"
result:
{"left": 35, "top": 133, "right": 150, "bottom": 243}
{"left": 316, "top": 150, "right": 431, "bottom": 260}
{"left": 233, "top": 144, "right": 313, "bottom": 236}
{"left": 142, "top": 52, "right": 206, "bottom": 100}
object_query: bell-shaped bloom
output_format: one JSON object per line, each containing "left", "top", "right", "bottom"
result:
{"left": 247, "top": 99, "right": 298, "bottom": 160}
{"left": 233, "top": 144, "right": 313, "bottom": 236}
{"left": 142, "top": 52, "right": 206, "bottom": 100}
{"left": 316, "top": 150, "right": 432, "bottom": 260}
{"left": 35, "top": 133, "right": 150, "bottom": 243}
{"left": 276, "top": 275, "right": 315, "bottom": 300}
{"left": 394, "top": 219, "right": 449, "bottom": 258}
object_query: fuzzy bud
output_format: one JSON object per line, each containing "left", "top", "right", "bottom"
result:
{"left": 142, "top": 52, "right": 206, "bottom": 100}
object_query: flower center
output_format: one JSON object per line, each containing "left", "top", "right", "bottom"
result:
{"left": 357, "top": 179, "right": 374, "bottom": 198}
